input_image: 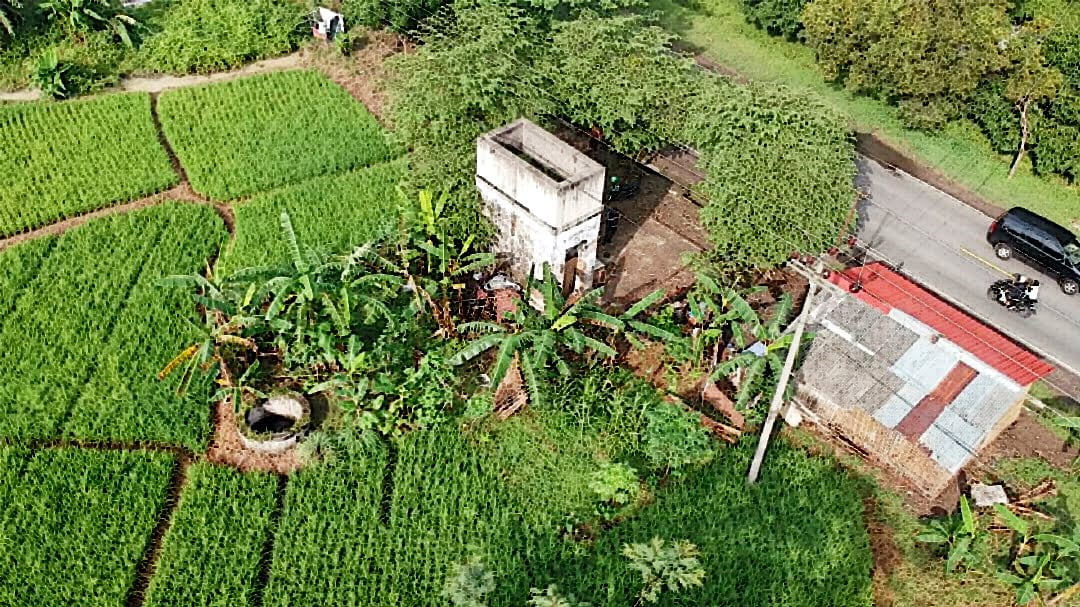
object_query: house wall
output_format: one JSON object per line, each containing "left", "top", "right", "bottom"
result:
{"left": 796, "top": 384, "right": 955, "bottom": 496}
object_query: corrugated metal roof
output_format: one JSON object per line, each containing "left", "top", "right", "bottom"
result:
{"left": 829, "top": 263, "right": 1055, "bottom": 385}
{"left": 920, "top": 424, "right": 972, "bottom": 473}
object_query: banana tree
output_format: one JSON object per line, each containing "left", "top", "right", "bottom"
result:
{"left": 39, "top": 0, "right": 139, "bottom": 46}
{"left": 917, "top": 496, "right": 984, "bottom": 573}
{"left": 707, "top": 285, "right": 807, "bottom": 411}
{"left": 450, "top": 263, "right": 623, "bottom": 407}
{"left": 1, "top": 0, "right": 21, "bottom": 37}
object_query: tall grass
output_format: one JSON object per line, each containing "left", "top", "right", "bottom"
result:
{"left": 0, "top": 203, "right": 223, "bottom": 445}
{"left": 0, "top": 93, "right": 178, "bottom": 237}
{"left": 217, "top": 160, "right": 406, "bottom": 275}
{"left": 63, "top": 203, "right": 227, "bottom": 450}
{"left": 158, "top": 70, "right": 395, "bottom": 200}
{"left": 0, "top": 448, "right": 175, "bottom": 606}
{"left": 144, "top": 463, "right": 279, "bottom": 607}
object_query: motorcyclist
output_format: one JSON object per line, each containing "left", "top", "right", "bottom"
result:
{"left": 1026, "top": 280, "right": 1040, "bottom": 304}
{"left": 1005, "top": 274, "right": 1029, "bottom": 308}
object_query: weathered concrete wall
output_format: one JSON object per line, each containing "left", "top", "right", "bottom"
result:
{"left": 476, "top": 119, "right": 604, "bottom": 288}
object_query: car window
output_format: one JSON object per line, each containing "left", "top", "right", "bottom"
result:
{"left": 1031, "top": 229, "right": 1065, "bottom": 258}
{"left": 1067, "top": 242, "right": 1080, "bottom": 266}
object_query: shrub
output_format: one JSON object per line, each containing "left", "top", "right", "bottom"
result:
{"left": 588, "top": 462, "right": 640, "bottom": 508}
{"left": 158, "top": 70, "right": 392, "bottom": 200}
{"left": 643, "top": 403, "right": 714, "bottom": 474}
{"left": 136, "top": 0, "right": 306, "bottom": 75}
{"left": 741, "top": 0, "right": 807, "bottom": 39}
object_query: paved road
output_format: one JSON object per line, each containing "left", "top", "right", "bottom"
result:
{"left": 855, "top": 156, "right": 1080, "bottom": 380}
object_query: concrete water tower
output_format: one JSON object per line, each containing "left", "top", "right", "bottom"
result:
{"left": 476, "top": 119, "right": 605, "bottom": 293}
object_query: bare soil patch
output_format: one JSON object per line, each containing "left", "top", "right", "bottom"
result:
{"left": 206, "top": 402, "right": 303, "bottom": 476}
{"left": 305, "top": 30, "right": 403, "bottom": 125}
{"left": 966, "top": 408, "right": 1077, "bottom": 474}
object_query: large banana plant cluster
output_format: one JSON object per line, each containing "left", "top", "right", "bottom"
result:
{"left": 159, "top": 210, "right": 404, "bottom": 398}
{"left": 39, "top": 0, "right": 140, "bottom": 47}
{"left": 450, "top": 264, "right": 665, "bottom": 407}
{"left": 689, "top": 272, "right": 804, "bottom": 411}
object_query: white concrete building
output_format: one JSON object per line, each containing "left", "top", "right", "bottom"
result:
{"left": 476, "top": 119, "right": 605, "bottom": 292}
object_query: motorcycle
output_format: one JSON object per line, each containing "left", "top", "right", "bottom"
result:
{"left": 987, "top": 279, "right": 1037, "bottom": 318}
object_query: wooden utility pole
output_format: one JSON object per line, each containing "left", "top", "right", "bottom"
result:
{"left": 747, "top": 283, "right": 816, "bottom": 484}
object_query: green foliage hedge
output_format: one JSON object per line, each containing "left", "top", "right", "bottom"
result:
{"left": 144, "top": 464, "right": 279, "bottom": 607}
{"left": 159, "top": 70, "right": 393, "bottom": 200}
{"left": 135, "top": 0, "right": 306, "bottom": 75}
{"left": 218, "top": 159, "right": 405, "bottom": 275}
{"left": 0, "top": 92, "right": 177, "bottom": 237}
{"left": 0, "top": 447, "right": 175, "bottom": 606}
{"left": 0, "top": 203, "right": 224, "bottom": 448}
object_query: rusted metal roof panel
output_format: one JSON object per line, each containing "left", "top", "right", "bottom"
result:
{"left": 829, "top": 262, "right": 1055, "bottom": 385}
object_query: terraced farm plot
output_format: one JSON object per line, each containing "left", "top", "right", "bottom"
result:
{"left": 158, "top": 70, "right": 394, "bottom": 200}
{"left": 0, "top": 202, "right": 225, "bottom": 446}
{"left": 264, "top": 428, "right": 541, "bottom": 607}
{"left": 0, "top": 235, "right": 53, "bottom": 318}
{"left": 0, "top": 93, "right": 178, "bottom": 237}
{"left": 218, "top": 160, "right": 405, "bottom": 275}
{"left": 144, "top": 464, "right": 279, "bottom": 607}
{"left": 0, "top": 448, "right": 175, "bottom": 607}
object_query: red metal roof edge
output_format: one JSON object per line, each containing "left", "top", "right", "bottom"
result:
{"left": 828, "top": 262, "right": 1055, "bottom": 385}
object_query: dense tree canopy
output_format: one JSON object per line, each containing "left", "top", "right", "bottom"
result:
{"left": 390, "top": 1, "right": 856, "bottom": 272}
{"left": 802, "top": 0, "right": 1012, "bottom": 126}
{"left": 741, "top": 0, "right": 807, "bottom": 40}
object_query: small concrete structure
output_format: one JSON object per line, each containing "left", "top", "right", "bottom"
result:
{"left": 312, "top": 7, "right": 345, "bottom": 41}
{"left": 970, "top": 483, "right": 1009, "bottom": 507}
{"left": 476, "top": 119, "right": 605, "bottom": 292}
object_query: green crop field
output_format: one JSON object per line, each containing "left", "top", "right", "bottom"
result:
{"left": 0, "top": 203, "right": 226, "bottom": 448}
{"left": 158, "top": 70, "right": 394, "bottom": 200}
{"left": 0, "top": 448, "right": 175, "bottom": 607}
{"left": 0, "top": 236, "right": 53, "bottom": 318}
{"left": 144, "top": 464, "right": 279, "bottom": 607}
{"left": 0, "top": 93, "right": 178, "bottom": 238}
{"left": 217, "top": 160, "right": 406, "bottom": 275}
{"left": 262, "top": 426, "right": 872, "bottom": 607}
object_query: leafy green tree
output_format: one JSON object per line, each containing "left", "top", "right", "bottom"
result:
{"left": 441, "top": 555, "right": 496, "bottom": 607}
{"left": 387, "top": 1, "right": 552, "bottom": 240}
{"left": 450, "top": 264, "right": 622, "bottom": 407}
{"left": 544, "top": 12, "right": 691, "bottom": 154}
{"left": 802, "top": 0, "right": 1012, "bottom": 126}
{"left": 677, "top": 77, "right": 856, "bottom": 271}
{"left": 742, "top": 0, "right": 807, "bottom": 39}
{"left": 343, "top": 0, "right": 447, "bottom": 34}
{"left": 622, "top": 537, "right": 706, "bottom": 605}
{"left": 1002, "top": 19, "right": 1064, "bottom": 178}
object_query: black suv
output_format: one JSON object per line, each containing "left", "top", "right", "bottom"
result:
{"left": 987, "top": 207, "right": 1080, "bottom": 295}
